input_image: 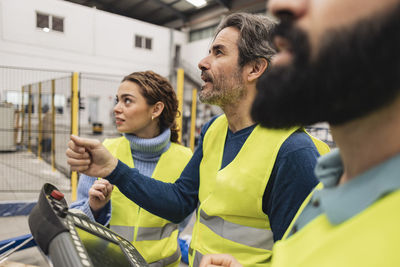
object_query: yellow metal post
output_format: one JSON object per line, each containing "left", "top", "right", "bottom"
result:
{"left": 38, "top": 82, "right": 42, "bottom": 160}
{"left": 176, "top": 68, "right": 184, "bottom": 143}
{"left": 28, "top": 85, "right": 32, "bottom": 152}
{"left": 20, "top": 86, "right": 25, "bottom": 147}
{"left": 51, "top": 79, "right": 56, "bottom": 171}
{"left": 190, "top": 89, "right": 197, "bottom": 151}
{"left": 71, "top": 72, "right": 79, "bottom": 201}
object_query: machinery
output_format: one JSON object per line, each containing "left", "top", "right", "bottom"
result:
{"left": 28, "top": 183, "right": 149, "bottom": 267}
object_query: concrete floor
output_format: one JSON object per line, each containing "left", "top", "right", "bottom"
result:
{"left": 0, "top": 216, "right": 50, "bottom": 267}
{"left": 0, "top": 147, "right": 72, "bottom": 267}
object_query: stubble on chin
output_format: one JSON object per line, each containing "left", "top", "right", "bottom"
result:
{"left": 199, "top": 84, "right": 218, "bottom": 105}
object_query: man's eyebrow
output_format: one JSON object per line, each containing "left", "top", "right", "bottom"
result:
{"left": 210, "top": 44, "right": 226, "bottom": 53}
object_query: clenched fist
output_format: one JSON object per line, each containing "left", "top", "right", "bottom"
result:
{"left": 66, "top": 135, "right": 118, "bottom": 178}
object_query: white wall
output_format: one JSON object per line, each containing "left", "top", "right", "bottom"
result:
{"left": 0, "top": 0, "right": 194, "bottom": 127}
{"left": 0, "top": 0, "right": 188, "bottom": 75}
{"left": 181, "top": 37, "right": 212, "bottom": 71}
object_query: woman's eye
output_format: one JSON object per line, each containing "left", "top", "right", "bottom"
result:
{"left": 124, "top": 98, "right": 132, "bottom": 104}
{"left": 114, "top": 97, "right": 119, "bottom": 105}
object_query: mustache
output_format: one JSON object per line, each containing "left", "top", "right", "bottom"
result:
{"left": 201, "top": 71, "right": 213, "bottom": 82}
{"left": 272, "top": 19, "right": 300, "bottom": 42}
{"left": 272, "top": 19, "right": 311, "bottom": 63}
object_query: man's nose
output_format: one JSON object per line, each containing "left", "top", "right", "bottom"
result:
{"left": 268, "top": 0, "right": 307, "bottom": 20}
{"left": 198, "top": 55, "right": 210, "bottom": 71}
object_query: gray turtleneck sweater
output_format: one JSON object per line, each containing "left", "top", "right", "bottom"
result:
{"left": 70, "top": 128, "right": 172, "bottom": 225}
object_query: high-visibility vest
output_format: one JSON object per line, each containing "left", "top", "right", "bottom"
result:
{"left": 272, "top": 189, "right": 400, "bottom": 267}
{"left": 103, "top": 136, "right": 192, "bottom": 267}
{"left": 189, "top": 115, "right": 330, "bottom": 267}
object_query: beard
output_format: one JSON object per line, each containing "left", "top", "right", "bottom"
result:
{"left": 199, "top": 68, "right": 246, "bottom": 107}
{"left": 251, "top": 4, "right": 400, "bottom": 129}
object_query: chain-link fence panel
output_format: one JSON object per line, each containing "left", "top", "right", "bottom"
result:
{"left": 0, "top": 66, "right": 72, "bottom": 196}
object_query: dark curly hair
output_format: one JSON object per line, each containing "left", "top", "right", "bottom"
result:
{"left": 122, "top": 71, "right": 180, "bottom": 143}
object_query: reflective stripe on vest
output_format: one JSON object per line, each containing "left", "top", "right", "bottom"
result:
{"left": 148, "top": 244, "right": 181, "bottom": 267}
{"left": 189, "top": 247, "right": 203, "bottom": 267}
{"left": 190, "top": 115, "right": 329, "bottom": 267}
{"left": 110, "top": 222, "right": 177, "bottom": 241}
{"left": 103, "top": 136, "right": 192, "bottom": 266}
{"left": 110, "top": 225, "right": 135, "bottom": 241}
{"left": 199, "top": 210, "right": 274, "bottom": 250}
{"left": 110, "top": 225, "right": 181, "bottom": 267}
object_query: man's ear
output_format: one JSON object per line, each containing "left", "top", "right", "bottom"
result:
{"left": 152, "top": 101, "right": 165, "bottom": 119}
{"left": 246, "top": 58, "right": 268, "bottom": 82}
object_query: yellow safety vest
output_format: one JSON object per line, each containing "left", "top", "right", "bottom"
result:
{"left": 103, "top": 136, "right": 192, "bottom": 267}
{"left": 272, "top": 189, "right": 400, "bottom": 267}
{"left": 189, "top": 115, "right": 329, "bottom": 267}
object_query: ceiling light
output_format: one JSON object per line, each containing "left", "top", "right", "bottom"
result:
{"left": 186, "top": 0, "right": 207, "bottom": 8}
{"left": 42, "top": 27, "right": 50, "bottom": 32}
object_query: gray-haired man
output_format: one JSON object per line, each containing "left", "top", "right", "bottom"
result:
{"left": 67, "top": 13, "right": 328, "bottom": 266}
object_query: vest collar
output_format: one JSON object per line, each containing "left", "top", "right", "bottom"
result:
{"left": 314, "top": 149, "right": 400, "bottom": 224}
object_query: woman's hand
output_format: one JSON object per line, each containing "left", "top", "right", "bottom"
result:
{"left": 89, "top": 178, "right": 114, "bottom": 212}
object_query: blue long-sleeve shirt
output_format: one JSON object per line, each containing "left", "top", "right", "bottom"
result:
{"left": 107, "top": 116, "right": 320, "bottom": 241}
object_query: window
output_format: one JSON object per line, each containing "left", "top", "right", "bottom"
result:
{"left": 6, "top": 91, "right": 65, "bottom": 114}
{"left": 36, "top": 12, "right": 64, "bottom": 33}
{"left": 134, "top": 34, "right": 152, "bottom": 50}
{"left": 189, "top": 25, "right": 218, "bottom": 42}
{"left": 52, "top": 16, "right": 64, "bottom": 32}
{"left": 36, "top": 13, "right": 49, "bottom": 29}
{"left": 135, "top": 35, "right": 142, "bottom": 48}
{"left": 145, "top": 38, "right": 152, "bottom": 50}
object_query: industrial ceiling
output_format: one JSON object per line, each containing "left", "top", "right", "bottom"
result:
{"left": 63, "top": 0, "right": 267, "bottom": 29}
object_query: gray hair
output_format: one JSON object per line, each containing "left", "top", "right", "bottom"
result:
{"left": 215, "top": 12, "right": 276, "bottom": 67}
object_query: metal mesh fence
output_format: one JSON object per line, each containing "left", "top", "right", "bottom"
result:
{"left": 0, "top": 66, "right": 335, "bottom": 198}
{"left": 0, "top": 66, "right": 72, "bottom": 194}
{"left": 78, "top": 73, "right": 122, "bottom": 140}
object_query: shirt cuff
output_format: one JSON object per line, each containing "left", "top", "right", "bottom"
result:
{"left": 81, "top": 200, "right": 96, "bottom": 222}
{"left": 105, "top": 160, "right": 130, "bottom": 184}
{"left": 95, "top": 201, "right": 112, "bottom": 226}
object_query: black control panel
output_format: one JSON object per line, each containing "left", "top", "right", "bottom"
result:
{"left": 28, "top": 183, "right": 149, "bottom": 267}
